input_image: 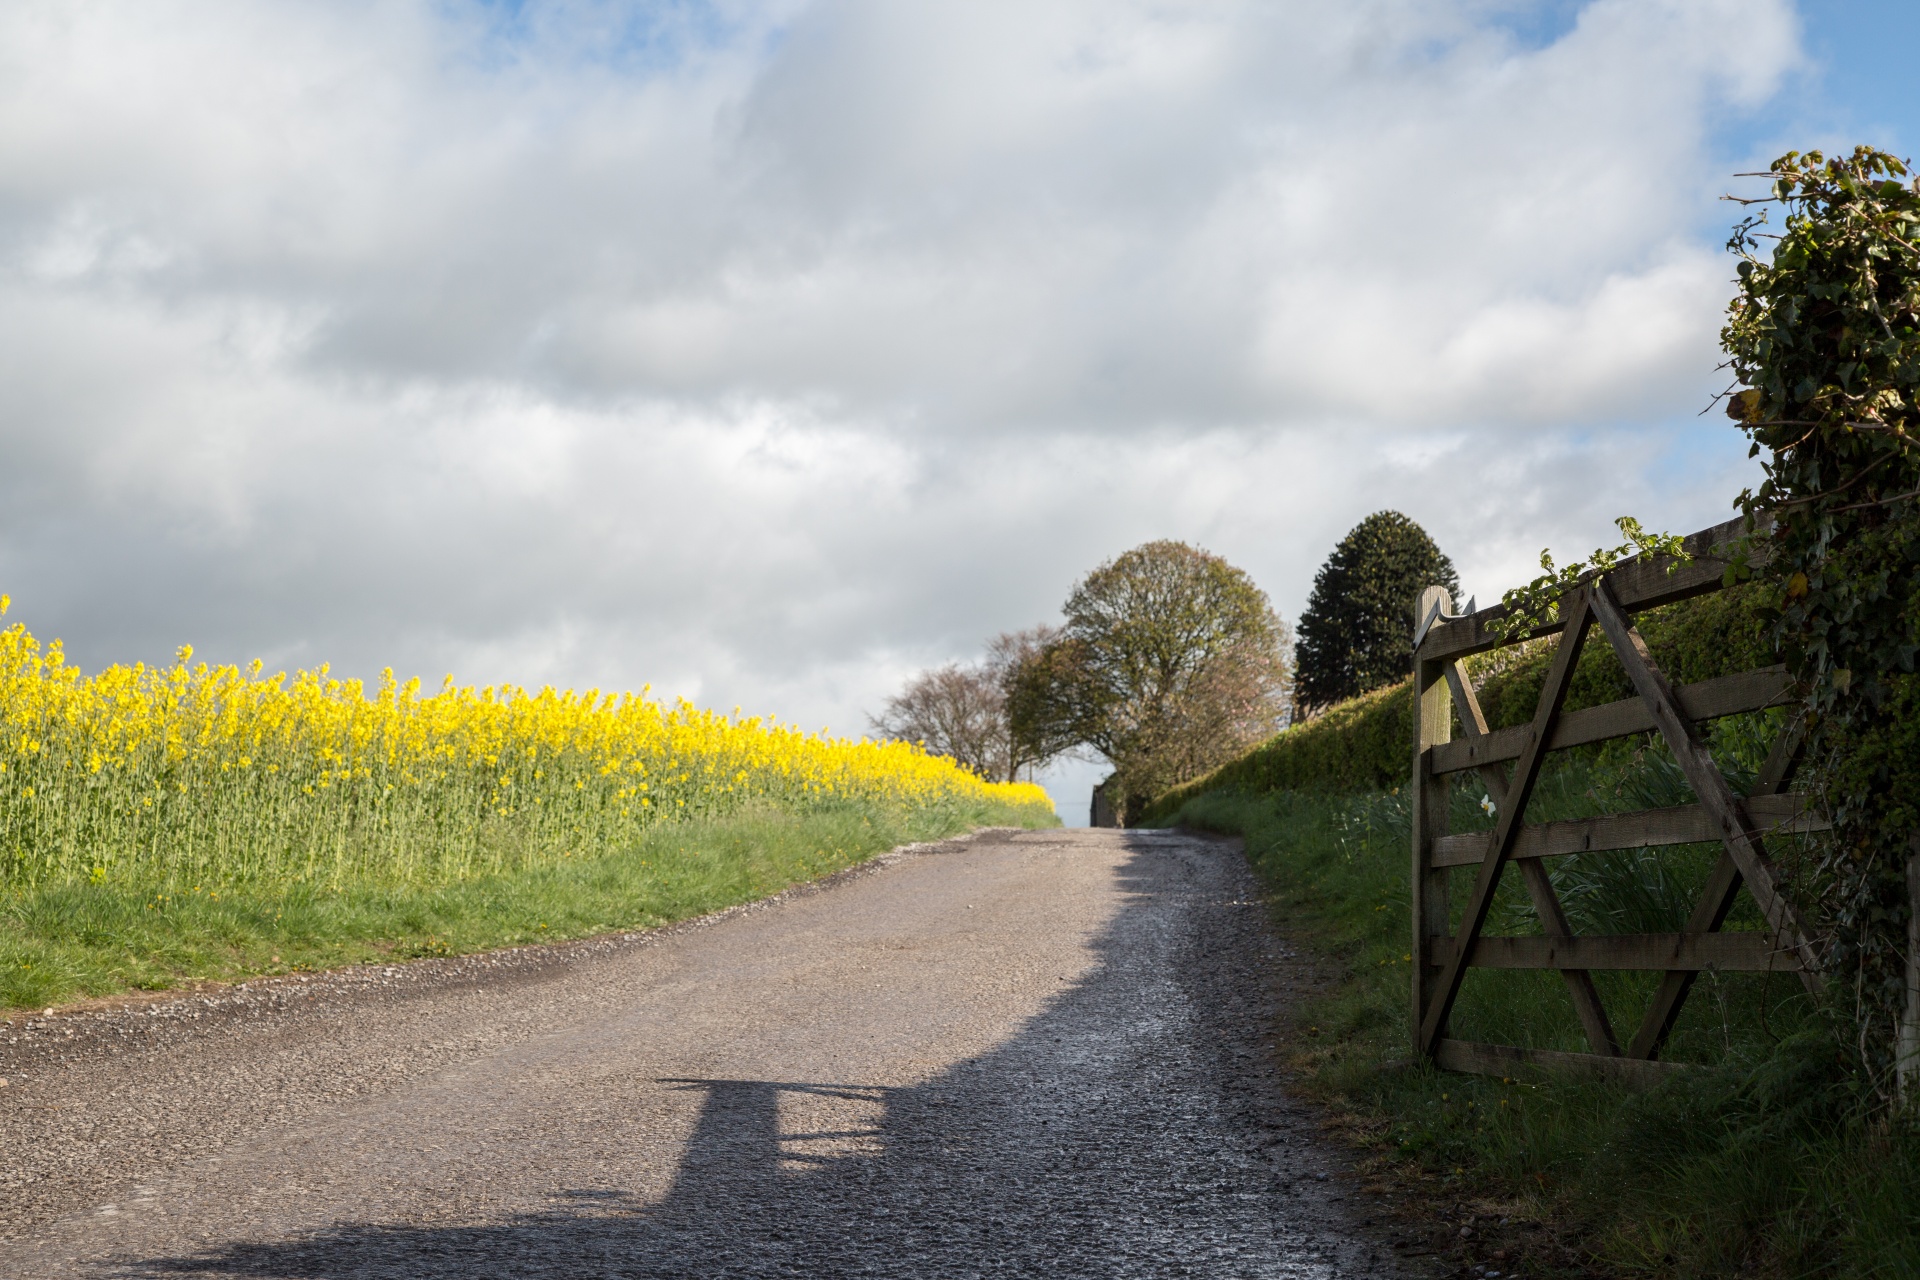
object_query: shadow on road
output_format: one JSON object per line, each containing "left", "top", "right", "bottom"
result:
{"left": 110, "top": 835, "right": 1381, "bottom": 1279}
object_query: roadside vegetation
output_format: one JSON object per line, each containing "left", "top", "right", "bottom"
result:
{"left": 0, "top": 602, "right": 1054, "bottom": 1009}
{"left": 1144, "top": 558, "right": 1919, "bottom": 1274}
{"left": 876, "top": 539, "right": 1294, "bottom": 826}
{"left": 1292, "top": 510, "right": 1458, "bottom": 719}
{"left": 1138, "top": 148, "right": 1920, "bottom": 1274}
{"left": 2, "top": 800, "right": 1029, "bottom": 1010}
{"left": 1006, "top": 539, "right": 1292, "bottom": 819}
{"left": 1164, "top": 781, "right": 1918, "bottom": 1278}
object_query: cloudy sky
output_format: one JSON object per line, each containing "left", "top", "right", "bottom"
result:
{"left": 1, "top": 0, "right": 1914, "bottom": 819}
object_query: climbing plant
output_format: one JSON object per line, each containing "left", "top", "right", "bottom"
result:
{"left": 1480, "top": 147, "right": 1920, "bottom": 1097}
{"left": 1722, "top": 146, "right": 1920, "bottom": 1096}
{"left": 1492, "top": 516, "right": 1688, "bottom": 641}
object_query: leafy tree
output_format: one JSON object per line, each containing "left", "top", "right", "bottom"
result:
{"left": 1007, "top": 541, "right": 1290, "bottom": 821}
{"left": 1294, "top": 512, "right": 1458, "bottom": 716}
{"left": 984, "top": 625, "right": 1063, "bottom": 780}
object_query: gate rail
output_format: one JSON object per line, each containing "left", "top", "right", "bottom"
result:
{"left": 1410, "top": 517, "right": 1822, "bottom": 1081}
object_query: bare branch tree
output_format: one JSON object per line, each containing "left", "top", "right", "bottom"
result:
{"left": 870, "top": 626, "right": 1069, "bottom": 783}
{"left": 868, "top": 663, "right": 1009, "bottom": 780}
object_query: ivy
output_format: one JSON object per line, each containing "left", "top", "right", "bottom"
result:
{"left": 1721, "top": 147, "right": 1920, "bottom": 1100}
{"left": 1492, "top": 517, "right": 1690, "bottom": 642}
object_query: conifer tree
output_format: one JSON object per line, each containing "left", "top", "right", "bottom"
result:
{"left": 1294, "top": 512, "right": 1458, "bottom": 716}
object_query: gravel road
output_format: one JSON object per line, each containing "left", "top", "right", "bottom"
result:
{"left": 0, "top": 827, "right": 1427, "bottom": 1278}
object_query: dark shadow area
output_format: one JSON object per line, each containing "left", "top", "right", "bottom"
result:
{"left": 108, "top": 835, "right": 1395, "bottom": 1279}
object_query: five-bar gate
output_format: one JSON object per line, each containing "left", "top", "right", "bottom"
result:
{"left": 1411, "top": 518, "right": 1825, "bottom": 1083}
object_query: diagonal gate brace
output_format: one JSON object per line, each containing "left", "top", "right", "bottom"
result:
{"left": 1582, "top": 582, "right": 1821, "bottom": 1060}
{"left": 1444, "top": 662, "right": 1620, "bottom": 1056}
{"left": 1419, "top": 589, "right": 1596, "bottom": 1057}
{"left": 1626, "top": 719, "right": 1811, "bottom": 1059}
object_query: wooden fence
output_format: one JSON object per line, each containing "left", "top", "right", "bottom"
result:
{"left": 1410, "top": 518, "right": 1824, "bottom": 1084}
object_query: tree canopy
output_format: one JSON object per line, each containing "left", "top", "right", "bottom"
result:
{"left": 1293, "top": 512, "right": 1458, "bottom": 716}
{"left": 1007, "top": 540, "right": 1289, "bottom": 820}
{"left": 867, "top": 663, "right": 1007, "bottom": 780}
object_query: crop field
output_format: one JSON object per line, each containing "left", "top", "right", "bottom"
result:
{"left": 0, "top": 597, "right": 1056, "bottom": 1006}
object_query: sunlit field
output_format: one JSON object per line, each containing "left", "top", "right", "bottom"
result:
{"left": 0, "top": 597, "right": 1056, "bottom": 1005}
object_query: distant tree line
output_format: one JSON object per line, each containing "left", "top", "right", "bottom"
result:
{"left": 871, "top": 513, "right": 1456, "bottom": 823}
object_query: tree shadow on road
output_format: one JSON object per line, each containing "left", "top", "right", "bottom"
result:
{"left": 108, "top": 835, "right": 1387, "bottom": 1279}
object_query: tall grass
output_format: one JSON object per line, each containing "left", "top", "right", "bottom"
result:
{"left": 1164, "top": 753, "right": 1920, "bottom": 1277}
{"left": 3, "top": 798, "right": 1040, "bottom": 1011}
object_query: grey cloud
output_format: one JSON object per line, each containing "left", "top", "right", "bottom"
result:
{"left": 0, "top": 0, "right": 1798, "bottom": 427}
{"left": 0, "top": 0, "right": 1797, "bottom": 819}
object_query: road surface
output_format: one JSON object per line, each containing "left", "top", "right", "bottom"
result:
{"left": 0, "top": 827, "right": 1420, "bottom": 1278}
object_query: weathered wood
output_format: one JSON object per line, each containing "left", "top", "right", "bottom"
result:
{"left": 1432, "top": 931, "right": 1806, "bottom": 972}
{"left": 1429, "top": 793, "right": 1825, "bottom": 868}
{"left": 1410, "top": 586, "right": 1455, "bottom": 1058}
{"left": 1625, "top": 856, "right": 1744, "bottom": 1061}
{"left": 1751, "top": 715, "right": 1807, "bottom": 799}
{"left": 1416, "top": 517, "right": 1760, "bottom": 665}
{"left": 1419, "top": 590, "right": 1595, "bottom": 1057}
{"left": 1434, "top": 1038, "right": 1685, "bottom": 1089}
{"left": 1411, "top": 517, "right": 1818, "bottom": 1081}
{"left": 1417, "top": 558, "right": 1726, "bottom": 665}
{"left": 1628, "top": 716, "right": 1808, "bottom": 1060}
{"left": 1444, "top": 662, "right": 1619, "bottom": 1056}
{"left": 1428, "top": 666, "right": 1792, "bottom": 777}
{"left": 1900, "top": 837, "right": 1920, "bottom": 1101}
{"left": 1590, "top": 580, "right": 1822, "bottom": 981}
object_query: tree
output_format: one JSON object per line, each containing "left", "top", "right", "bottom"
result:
{"left": 1007, "top": 540, "right": 1290, "bottom": 821}
{"left": 984, "top": 625, "right": 1063, "bottom": 780}
{"left": 1293, "top": 512, "right": 1458, "bottom": 716}
{"left": 869, "top": 625, "right": 1062, "bottom": 782}
{"left": 868, "top": 663, "right": 1006, "bottom": 779}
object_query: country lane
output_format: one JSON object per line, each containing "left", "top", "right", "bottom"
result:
{"left": 0, "top": 827, "right": 1425, "bottom": 1278}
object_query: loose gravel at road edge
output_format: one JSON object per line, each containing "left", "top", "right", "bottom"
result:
{"left": 0, "top": 827, "right": 1433, "bottom": 1278}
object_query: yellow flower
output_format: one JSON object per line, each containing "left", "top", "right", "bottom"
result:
{"left": 0, "top": 601, "right": 1053, "bottom": 887}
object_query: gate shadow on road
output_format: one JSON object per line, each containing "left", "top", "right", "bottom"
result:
{"left": 108, "top": 834, "right": 1379, "bottom": 1279}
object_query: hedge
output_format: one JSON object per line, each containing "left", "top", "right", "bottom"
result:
{"left": 1142, "top": 585, "right": 1772, "bottom": 823}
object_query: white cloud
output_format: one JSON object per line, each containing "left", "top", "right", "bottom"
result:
{"left": 0, "top": 0, "right": 1803, "bottom": 820}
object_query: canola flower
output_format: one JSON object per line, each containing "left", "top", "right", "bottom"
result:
{"left": 0, "top": 597, "right": 1052, "bottom": 888}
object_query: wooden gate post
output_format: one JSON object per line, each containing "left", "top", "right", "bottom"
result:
{"left": 1900, "top": 836, "right": 1920, "bottom": 1102}
{"left": 1411, "top": 586, "right": 1454, "bottom": 1059}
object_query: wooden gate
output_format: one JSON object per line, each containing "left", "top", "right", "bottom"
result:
{"left": 1410, "top": 518, "right": 1825, "bottom": 1083}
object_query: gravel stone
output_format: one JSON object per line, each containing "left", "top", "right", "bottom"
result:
{"left": 0, "top": 828, "right": 1427, "bottom": 1277}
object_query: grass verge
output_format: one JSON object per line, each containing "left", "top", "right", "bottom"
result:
{"left": 2, "top": 797, "right": 1055, "bottom": 1011}
{"left": 1161, "top": 785, "right": 1920, "bottom": 1279}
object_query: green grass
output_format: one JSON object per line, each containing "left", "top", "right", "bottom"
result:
{"left": 2, "top": 796, "right": 1055, "bottom": 1010}
{"left": 1161, "top": 773, "right": 1920, "bottom": 1278}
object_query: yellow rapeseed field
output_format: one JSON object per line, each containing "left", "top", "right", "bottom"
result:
{"left": 0, "top": 597, "right": 1051, "bottom": 888}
